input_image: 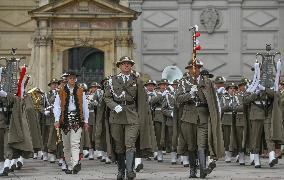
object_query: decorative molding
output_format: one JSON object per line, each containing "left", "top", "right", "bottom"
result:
{"left": 244, "top": 10, "right": 276, "bottom": 27}
{"left": 200, "top": 6, "right": 222, "bottom": 34}
{"left": 145, "top": 11, "right": 177, "bottom": 28}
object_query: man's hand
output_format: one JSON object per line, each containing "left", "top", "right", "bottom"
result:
{"left": 190, "top": 85, "right": 198, "bottom": 98}
{"left": 54, "top": 122, "right": 60, "bottom": 129}
{"left": 0, "top": 90, "right": 7, "bottom": 97}
{"left": 114, "top": 105, "right": 123, "bottom": 113}
{"left": 258, "top": 84, "right": 265, "bottom": 91}
{"left": 162, "top": 90, "right": 168, "bottom": 97}
{"left": 84, "top": 123, "right": 89, "bottom": 130}
{"left": 217, "top": 87, "right": 226, "bottom": 94}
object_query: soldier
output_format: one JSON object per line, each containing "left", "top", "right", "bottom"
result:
{"left": 161, "top": 85, "right": 177, "bottom": 164}
{"left": 43, "top": 79, "right": 59, "bottom": 163}
{"left": 53, "top": 72, "right": 89, "bottom": 174}
{"left": 177, "top": 59, "right": 223, "bottom": 178}
{"left": 171, "top": 79, "right": 179, "bottom": 96}
{"left": 104, "top": 56, "right": 155, "bottom": 180}
{"left": 244, "top": 84, "right": 279, "bottom": 168}
{"left": 220, "top": 83, "right": 238, "bottom": 163}
{"left": 87, "top": 82, "right": 101, "bottom": 160}
{"left": 150, "top": 79, "right": 169, "bottom": 162}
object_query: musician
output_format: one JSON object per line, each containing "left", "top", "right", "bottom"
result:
{"left": 150, "top": 79, "right": 169, "bottom": 163}
{"left": 53, "top": 72, "right": 89, "bottom": 174}
{"left": 215, "top": 76, "right": 227, "bottom": 97}
{"left": 176, "top": 59, "right": 223, "bottom": 178}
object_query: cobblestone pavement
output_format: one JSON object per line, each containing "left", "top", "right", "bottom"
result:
{"left": 2, "top": 155, "right": 284, "bottom": 180}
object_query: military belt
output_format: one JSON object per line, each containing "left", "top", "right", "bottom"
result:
{"left": 254, "top": 101, "right": 265, "bottom": 105}
{"left": 224, "top": 112, "right": 243, "bottom": 115}
{"left": 89, "top": 110, "right": 94, "bottom": 113}
{"left": 115, "top": 100, "right": 135, "bottom": 105}
{"left": 155, "top": 108, "right": 162, "bottom": 111}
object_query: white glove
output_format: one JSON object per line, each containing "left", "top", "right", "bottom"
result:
{"left": 170, "top": 111, "right": 173, "bottom": 118}
{"left": 150, "top": 92, "right": 157, "bottom": 96}
{"left": 217, "top": 87, "right": 225, "bottom": 94}
{"left": 94, "top": 100, "right": 98, "bottom": 106}
{"left": 258, "top": 84, "right": 265, "bottom": 91}
{"left": 114, "top": 105, "right": 123, "bottom": 113}
{"left": 0, "top": 90, "right": 7, "bottom": 97}
{"left": 44, "top": 110, "right": 50, "bottom": 116}
{"left": 162, "top": 90, "right": 168, "bottom": 97}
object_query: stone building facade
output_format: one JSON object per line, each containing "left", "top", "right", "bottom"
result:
{"left": 0, "top": 0, "right": 284, "bottom": 90}
{"left": 129, "top": 0, "right": 284, "bottom": 81}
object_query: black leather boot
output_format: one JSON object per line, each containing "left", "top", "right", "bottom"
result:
{"left": 126, "top": 151, "right": 136, "bottom": 180}
{"left": 117, "top": 153, "right": 125, "bottom": 180}
{"left": 198, "top": 149, "right": 208, "bottom": 179}
{"left": 188, "top": 152, "right": 197, "bottom": 178}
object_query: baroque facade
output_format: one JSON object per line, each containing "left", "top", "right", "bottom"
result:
{"left": 0, "top": 0, "right": 284, "bottom": 90}
{"left": 129, "top": 0, "right": 284, "bottom": 81}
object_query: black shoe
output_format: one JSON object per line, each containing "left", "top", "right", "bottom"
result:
{"left": 97, "top": 156, "right": 102, "bottom": 160}
{"left": 100, "top": 159, "right": 106, "bottom": 162}
{"left": 183, "top": 164, "right": 189, "bottom": 167}
{"left": 127, "top": 171, "right": 136, "bottom": 180}
{"left": 16, "top": 161, "right": 23, "bottom": 170}
{"left": 73, "top": 163, "right": 81, "bottom": 174}
{"left": 146, "top": 157, "right": 151, "bottom": 161}
{"left": 250, "top": 160, "right": 255, "bottom": 166}
{"left": 135, "top": 164, "right": 143, "bottom": 172}
{"left": 207, "top": 160, "right": 216, "bottom": 174}
{"left": 255, "top": 165, "right": 261, "bottom": 168}
{"left": 171, "top": 162, "right": 177, "bottom": 165}
{"left": 189, "top": 168, "right": 197, "bottom": 178}
{"left": 10, "top": 164, "right": 16, "bottom": 172}
{"left": 117, "top": 171, "right": 125, "bottom": 180}
{"left": 89, "top": 158, "right": 94, "bottom": 160}
{"left": 239, "top": 163, "right": 245, "bottom": 166}
{"left": 269, "top": 158, "right": 278, "bottom": 167}
{"left": 105, "top": 161, "right": 111, "bottom": 164}
{"left": 0, "top": 167, "right": 9, "bottom": 176}
{"left": 158, "top": 160, "right": 163, "bottom": 163}
{"left": 65, "top": 170, "right": 73, "bottom": 174}
{"left": 117, "top": 153, "right": 126, "bottom": 180}
{"left": 154, "top": 156, "right": 157, "bottom": 160}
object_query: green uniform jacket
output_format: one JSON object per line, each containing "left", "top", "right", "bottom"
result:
{"left": 8, "top": 94, "right": 33, "bottom": 158}
{"left": 102, "top": 74, "right": 157, "bottom": 159}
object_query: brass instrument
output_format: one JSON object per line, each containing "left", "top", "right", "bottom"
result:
{"left": 56, "top": 128, "right": 62, "bottom": 145}
{"left": 28, "top": 87, "right": 43, "bottom": 111}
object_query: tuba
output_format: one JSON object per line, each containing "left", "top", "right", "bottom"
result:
{"left": 162, "top": 66, "right": 183, "bottom": 84}
{"left": 28, "top": 87, "right": 44, "bottom": 111}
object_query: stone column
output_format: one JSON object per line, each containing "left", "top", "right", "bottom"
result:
{"left": 129, "top": 0, "right": 143, "bottom": 72}
{"left": 227, "top": 0, "right": 243, "bottom": 80}
{"left": 38, "top": 19, "right": 48, "bottom": 91}
{"left": 278, "top": 0, "right": 284, "bottom": 57}
{"left": 177, "top": 0, "right": 192, "bottom": 68}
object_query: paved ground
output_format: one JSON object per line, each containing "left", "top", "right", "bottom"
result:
{"left": 2, "top": 154, "right": 284, "bottom": 180}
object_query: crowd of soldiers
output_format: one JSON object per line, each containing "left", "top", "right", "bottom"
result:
{"left": 0, "top": 56, "right": 284, "bottom": 179}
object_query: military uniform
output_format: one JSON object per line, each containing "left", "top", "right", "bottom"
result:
{"left": 104, "top": 57, "right": 140, "bottom": 180}
{"left": 177, "top": 60, "right": 223, "bottom": 179}
{"left": 244, "top": 87, "right": 278, "bottom": 168}
{"left": 149, "top": 79, "right": 169, "bottom": 162}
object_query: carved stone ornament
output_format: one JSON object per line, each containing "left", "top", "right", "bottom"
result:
{"left": 200, "top": 6, "right": 222, "bottom": 34}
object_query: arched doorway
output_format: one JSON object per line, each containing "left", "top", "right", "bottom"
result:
{"left": 63, "top": 47, "right": 104, "bottom": 86}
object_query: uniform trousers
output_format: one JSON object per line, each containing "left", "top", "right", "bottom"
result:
{"left": 250, "top": 119, "right": 274, "bottom": 154}
{"left": 62, "top": 128, "right": 82, "bottom": 170}
{"left": 110, "top": 123, "right": 139, "bottom": 153}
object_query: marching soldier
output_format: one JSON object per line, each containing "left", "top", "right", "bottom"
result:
{"left": 243, "top": 84, "right": 279, "bottom": 168}
{"left": 176, "top": 59, "right": 223, "bottom": 178}
{"left": 43, "top": 79, "right": 59, "bottom": 163}
{"left": 215, "top": 76, "right": 227, "bottom": 97}
{"left": 87, "top": 82, "right": 101, "bottom": 160}
{"left": 150, "top": 79, "right": 169, "bottom": 162}
{"left": 161, "top": 86, "right": 177, "bottom": 164}
{"left": 104, "top": 56, "right": 155, "bottom": 180}
{"left": 53, "top": 72, "right": 89, "bottom": 174}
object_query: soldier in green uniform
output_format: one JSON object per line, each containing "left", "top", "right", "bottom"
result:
{"left": 244, "top": 84, "right": 279, "bottom": 168}
{"left": 177, "top": 59, "right": 223, "bottom": 179}
{"left": 162, "top": 86, "right": 177, "bottom": 164}
{"left": 150, "top": 79, "right": 169, "bottom": 162}
{"left": 104, "top": 56, "right": 149, "bottom": 180}
{"left": 221, "top": 83, "right": 245, "bottom": 165}
{"left": 43, "top": 79, "right": 58, "bottom": 163}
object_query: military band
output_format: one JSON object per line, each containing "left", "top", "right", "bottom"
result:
{"left": 0, "top": 50, "right": 284, "bottom": 179}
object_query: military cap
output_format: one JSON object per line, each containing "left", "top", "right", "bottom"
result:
{"left": 238, "top": 78, "right": 250, "bottom": 86}
{"left": 116, "top": 56, "right": 135, "bottom": 68}
{"left": 90, "top": 82, "right": 101, "bottom": 88}
{"left": 144, "top": 80, "right": 157, "bottom": 86}
{"left": 66, "top": 71, "right": 80, "bottom": 77}
{"left": 172, "top": 79, "right": 180, "bottom": 85}
{"left": 158, "top": 79, "right": 169, "bottom": 85}
{"left": 214, "top": 76, "right": 226, "bottom": 84}
{"left": 185, "top": 59, "right": 204, "bottom": 69}
{"left": 61, "top": 72, "right": 69, "bottom": 78}
{"left": 48, "top": 78, "right": 59, "bottom": 86}
{"left": 200, "top": 69, "right": 214, "bottom": 78}
{"left": 226, "top": 82, "right": 238, "bottom": 90}
{"left": 79, "top": 83, "right": 88, "bottom": 90}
